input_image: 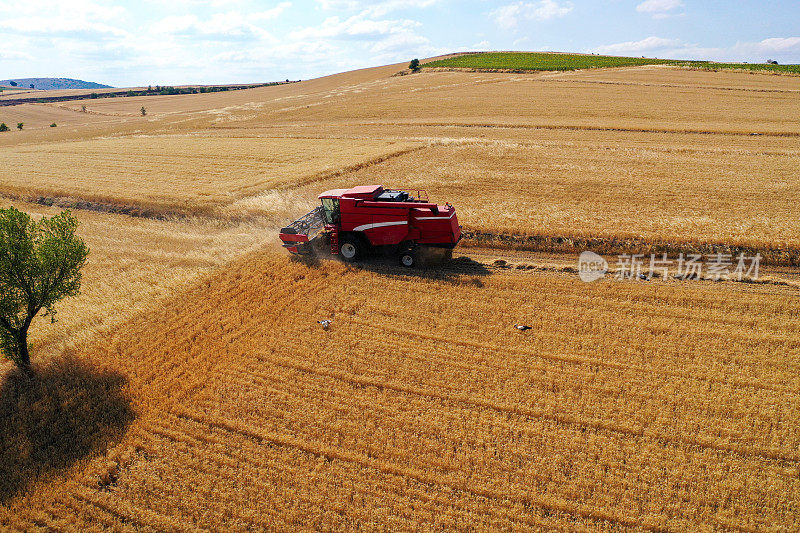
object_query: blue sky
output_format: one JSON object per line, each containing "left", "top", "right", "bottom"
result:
{"left": 1, "top": 0, "right": 798, "bottom": 86}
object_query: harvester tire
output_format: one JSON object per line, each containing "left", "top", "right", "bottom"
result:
{"left": 399, "top": 249, "right": 417, "bottom": 268}
{"left": 339, "top": 236, "right": 361, "bottom": 262}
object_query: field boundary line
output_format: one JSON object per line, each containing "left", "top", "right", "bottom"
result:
{"left": 0, "top": 191, "right": 179, "bottom": 220}
{"left": 479, "top": 256, "right": 800, "bottom": 292}
{"left": 532, "top": 76, "right": 800, "bottom": 94}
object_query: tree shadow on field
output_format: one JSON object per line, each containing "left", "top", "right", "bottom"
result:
{"left": 0, "top": 354, "right": 135, "bottom": 502}
{"left": 293, "top": 249, "right": 492, "bottom": 285}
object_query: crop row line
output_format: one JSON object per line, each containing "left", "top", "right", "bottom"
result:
{"left": 267, "top": 355, "right": 800, "bottom": 464}
{"left": 167, "top": 408, "right": 658, "bottom": 531}
{"left": 142, "top": 414, "right": 553, "bottom": 529}
{"left": 71, "top": 483, "right": 207, "bottom": 533}
{"left": 345, "top": 317, "right": 800, "bottom": 396}
{"left": 365, "top": 120, "right": 800, "bottom": 138}
{"left": 242, "top": 351, "right": 798, "bottom": 453}
{"left": 212, "top": 361, "right": 784, "bottom": 495}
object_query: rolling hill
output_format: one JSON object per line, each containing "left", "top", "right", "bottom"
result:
{"left": 0, "top": 78, "right": 112, "bottom": 91}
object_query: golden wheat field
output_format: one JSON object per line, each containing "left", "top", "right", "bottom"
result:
{"left": 0, "top": 61, "right": 799, "bottom": 531}
{"left": 5, "top": 64, "right": 798, "bottom": 249}
{"left": 0, "top": 136, "right": 418, "bottom": 215}
{"left": 2, "top": 253, "right": 799, "bottom": 531}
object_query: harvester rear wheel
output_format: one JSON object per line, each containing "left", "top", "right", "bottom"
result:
{"left": 339, "top": 237, "right": 361, "bottom": 262}
{"left": 399, "top": 250, "right": 417, "bottom": 268}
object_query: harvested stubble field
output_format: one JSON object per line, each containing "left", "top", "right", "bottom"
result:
{"left": 0, "top": 57, "right": 799, "bottom": 530}
{"left": 2, "top": 252, "right": 799, "bottom": 530}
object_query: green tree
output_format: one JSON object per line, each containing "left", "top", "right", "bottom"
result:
{"left": 16, "top": 123, "right": 23, "bottom": 130}
{"left": 0, "top": 208, "right": 88, "bottom": 374}
{"left": 9, "top": 81, "right": 17, "bottom": 87}
{"left": 140, "top": 106, "right": 147, "bottom": 116}
{"left": 0, "top": 123, "right": 8, "bottom": 132}
{"left": 409, "top": 58, "right": 420, "bottom": 71}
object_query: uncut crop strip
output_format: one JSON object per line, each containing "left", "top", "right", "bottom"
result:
{"left": 321, "top": 139, "right": 800, "bottom": 260}
{"left": 0, "top": 136, "right": 421, "bottom": 217}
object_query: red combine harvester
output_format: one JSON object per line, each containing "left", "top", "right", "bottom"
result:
{"left": 279, "top": 185, "right": 461, "bottom": 267}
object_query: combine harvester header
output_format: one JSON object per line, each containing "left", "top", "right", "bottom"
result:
{"left": 279, "top": 185, "right": 461, "bottom": 267}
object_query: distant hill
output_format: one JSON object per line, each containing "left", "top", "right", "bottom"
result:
{"left": 0, "top": 78, "right": 113, "bottom": 90}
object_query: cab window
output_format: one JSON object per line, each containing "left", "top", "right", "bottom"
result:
{"left": 321, "top": 198, "right": 340, "bottom": 224}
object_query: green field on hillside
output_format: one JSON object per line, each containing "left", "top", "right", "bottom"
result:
{"left": 423, "top": 52, "right": 800, "bottom": 74}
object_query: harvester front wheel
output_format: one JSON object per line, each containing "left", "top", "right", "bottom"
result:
{"left": 339, "top": 237, "right": 361, "bottom": 262}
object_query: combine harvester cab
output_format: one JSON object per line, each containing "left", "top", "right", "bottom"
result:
{"left": 279, "top": 185, "right": 461, "bottom": 267}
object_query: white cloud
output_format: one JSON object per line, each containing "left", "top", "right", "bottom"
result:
{"left": 317, "top": 0, "right": 439, "bottom": 16}
{"left": 594, "top": 36, "right": 682, "bottom": 55}
{"left": 513, "top": 36, "right": 529, "bottom": 45}
{"left": 363, "top": 0, "right": 439, "bottom": 17}
{"left": 370, "top": 31, "right": 430, "bottom": 54}
{"left": 317, "top": 0, "right": 360, "bottom": 9}
{"left": 0, "top": 49, "right": 32, "bottom": 60}
{"left": 0, "top": 0, "right": 129, "bottom": 41}
{"left": 211, "top": 39, "right": 338, "bottom": 64}
{"left": 757, "top": 37, "right": 800, "bottom": 53}
{"left": 0, "top": 16, "right": 127, "bottom": 39}
{"left": 593, "top": 36, "right": 800, "bottom": 63}
{"left": 491, "top": 1, "right": 573, "bottom": 30}
{"left": 290, "top": 15, "right": 419, "bottom": 40}
{"left": 636, "top": 0, "right": 683, "bottom": 18}
{"left": 0, "top": 0, "right": 126, "bottom": 20}
{"left": 289, "top": 5, "right": 443, "bottom": 70}
{"left": 151, "top": 5, "right": 288, "bottom": 41}
{"left": 636, "top": 0, "right": 683, "bottom": 13}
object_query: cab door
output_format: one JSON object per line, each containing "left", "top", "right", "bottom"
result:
{"left": 321, "top": 198, "right": 340, "bottom": 225}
